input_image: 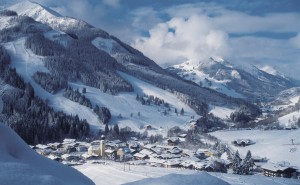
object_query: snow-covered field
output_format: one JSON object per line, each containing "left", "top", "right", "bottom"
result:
{"left": 209, "top": 106, "right": 234, "bottom": 119}
{"left": 278, "top": 111, "right": 300, "bottom": 127}
{"left": 211, "top": 129, "right": 300, "bottom": 169}
{"left": 74, "top": 161, "right": 300, "bottom": 185}
{"left": 0, "top": 124, "right": 94, "bottom": 185}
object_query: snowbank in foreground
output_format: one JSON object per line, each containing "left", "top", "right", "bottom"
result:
{"left": 0, "top": 124, "right": 94, "bottom": 185}
{"left": 123, "top": 173, "right": 230, "bottom": 185}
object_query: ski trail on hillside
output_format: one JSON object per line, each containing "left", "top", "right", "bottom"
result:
{"left": 3, "top": 38, "right": 102, "bottom": 131}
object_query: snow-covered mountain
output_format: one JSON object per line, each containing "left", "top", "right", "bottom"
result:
{"left": 0, "top": 1, "right": 261, "bottom": 145}
{"left": 0, "top": 123, "right": 94, "bottom": 185}
{"left": 167, "top": 57, "right": 297, "bottom": 101}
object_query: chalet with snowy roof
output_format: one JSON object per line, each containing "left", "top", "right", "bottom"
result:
{"left": 63, "top": 138, "right": 76, "bottom": 144}
{"left": 143, "top": 144, "right": 156, "bottom": 150}
{"left": 150, "top": 146, "right": 163, "bottom": 155}
{"left": 261, "top": 163, "right": 299, "bottom": 178}
{"left": 81, "top": 153, "right": 99, "bottom": 160}
{"left": 133, "top": 153, "right": 149, "bottom": 160}
{"left": 76, "top": 145, "right": 88, "bottom": 152}
{"left": 167, "top": 147, "right": 182, "bottom": 155}
{"left": 232, "top": 139, "right": 255, "bottom": 147}
{"left": 48, "top": 142, "right": 63, "bottom": 150}
{"left": 61, "top": 153, "right": 81, "bottom": 161}
{"left": 167, "top": 137, "right": 180, "bottom": 146}
{"left": 144, "top": 125, "right": 152, "bottom": 130}
{"left": 164, "top": 159, "right": 181, "bottom": 168}
{"left": 46, "top": 154, "right": 62, "bottom": 162}
{"left": 148, "top": 158, "right": 166, "bottom": 167}
{"left": 196, "top": 148, "right": 214, "bottom": 158}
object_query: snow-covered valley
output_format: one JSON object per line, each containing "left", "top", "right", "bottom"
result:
{"left": 211, "top": 129, "right": 300, "bottom": 169}
{"left": 74, "top": 161, "right": 300, "bottom": 185}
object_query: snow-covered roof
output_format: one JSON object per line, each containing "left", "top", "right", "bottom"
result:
{"left": 164, "top": 159, "right": 181, "bottom": 166}
{"left": 261, "top": 162, "right": 299, "bottom": 172}
{"left": 63, "top": 138, "right": 76, "bottom": 144}
{"left": 133, "top": 153, "right": 148, "bottom": 159}
{"left": 140, "top": 149, "right": 153, "bottom": 155}
{"left": 35, "top": 144, "right": 50, "bottom": 150}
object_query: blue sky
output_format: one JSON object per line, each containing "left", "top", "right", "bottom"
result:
{"left": 2, "top": 0, "right": 300, "bottom": 78}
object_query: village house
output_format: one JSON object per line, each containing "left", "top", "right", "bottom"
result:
{"left": 164, "top": 159, "right": 181, "bottom": 168}
{"left": 232, "top": 139, "right": 255, "bottom": 147}
{"left": 261, "top": 163, "right": 299, "bottom": 178}
{"left": 133, "top": 153, "right": 149, "bottom": 160}
{"left": 167, "top": 137, "right": 180, "bottom": 146}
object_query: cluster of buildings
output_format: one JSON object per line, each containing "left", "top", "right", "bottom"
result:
{"left": 31, "top": 136, "right": 300, "bottom": 179}
{"left": 32, "top": 136, "right": 223, "bottom": 171}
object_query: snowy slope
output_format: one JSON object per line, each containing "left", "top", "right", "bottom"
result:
{"left": 3, "top": 38, "right": 102, "bottom": 131}
{"left": 124, "top": 173, "right": 230, "bottom": 185}
{"left": 44, "top": 29, "right": 72, "bottom": 47}
{"left": 8, "top": 1, "right": 83, "bottom": 31}
{"left": 211, "top": 129, "right": 300, "bottom": 169}
{"left": 167, "top": 58, "right": 296, "bottom": 100}
{"left": 278, "top": 111, "right": 300, "bottom": 127}
{"left": 169, "top": 61, "right": 244, "bottom": 99}
{"left": 68, "top": 72, "right": 198, "bottom": 134}
{"left": 74, "top": 162, "right": 300, "bottom": 185}
{"left": 3, "top": 38, "right": 197, "bottom": 133}
{"left": 75, "top": 162, "right": 229, "bottom": 185}
{"left": 0, "top": 124, "right": 94, "bottom": 185}
{"left": 92, "top": 37, "right": 128, "bottom": 55}
{"left": 209, "top": 106, "right": 234, "bottom": 119}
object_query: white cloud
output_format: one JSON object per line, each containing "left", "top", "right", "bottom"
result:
{"left": 165, "top": 3, "right": 300, "bottom": 33}
{"left": 132, "top": 3, "right": 300, "bottom": 79}
{"left": 133, "top": 15, "right": 230, "bottom": 66}
{"left": 102, "top": 0, "right": 120, "bottom": 8}
{"left": 290, "top": 33, "right": 300, "bottom": 48}
{"left": 131, "top": 7, "right": 162, "bottom": 32}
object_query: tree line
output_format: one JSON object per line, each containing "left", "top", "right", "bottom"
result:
{"left": 0, "top": 46, "right": 90, "bottom": 144}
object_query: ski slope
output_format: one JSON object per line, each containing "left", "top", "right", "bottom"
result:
{"left": 0, "top": 124, "right": 94, "bottom": 185}
{"left": 4, "top": 38, "right": 102, "bottom": 131}
{"left": 211, "top": 129, "right": 300, "bottom": 169}
{"left": 69, "top": 71, "right": 198, "bottom": 135}
{"left": 74, "top": 161, "right": 300, "bottom": 185}
{"left": 4, "top": 38, "right": 198, "bottom": 134}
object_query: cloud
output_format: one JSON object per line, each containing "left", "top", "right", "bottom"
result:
{"left": 131, "top": 2, "right": 300, "bottom": 79}
{"left": 290, "top": 33, "right": 300, "bottom": 48}
{"left": 228, "top": 36, "right": 300, "bottom": 78}
{"left": 133, "top": 15, "right": 230, "bottom": 66}
{"left": 102, "top": 0, "right": 120, "bottom": 8}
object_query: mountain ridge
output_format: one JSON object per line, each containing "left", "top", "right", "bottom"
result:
{"left": 167, "top": 57, "right": 298, "bottom": 101}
